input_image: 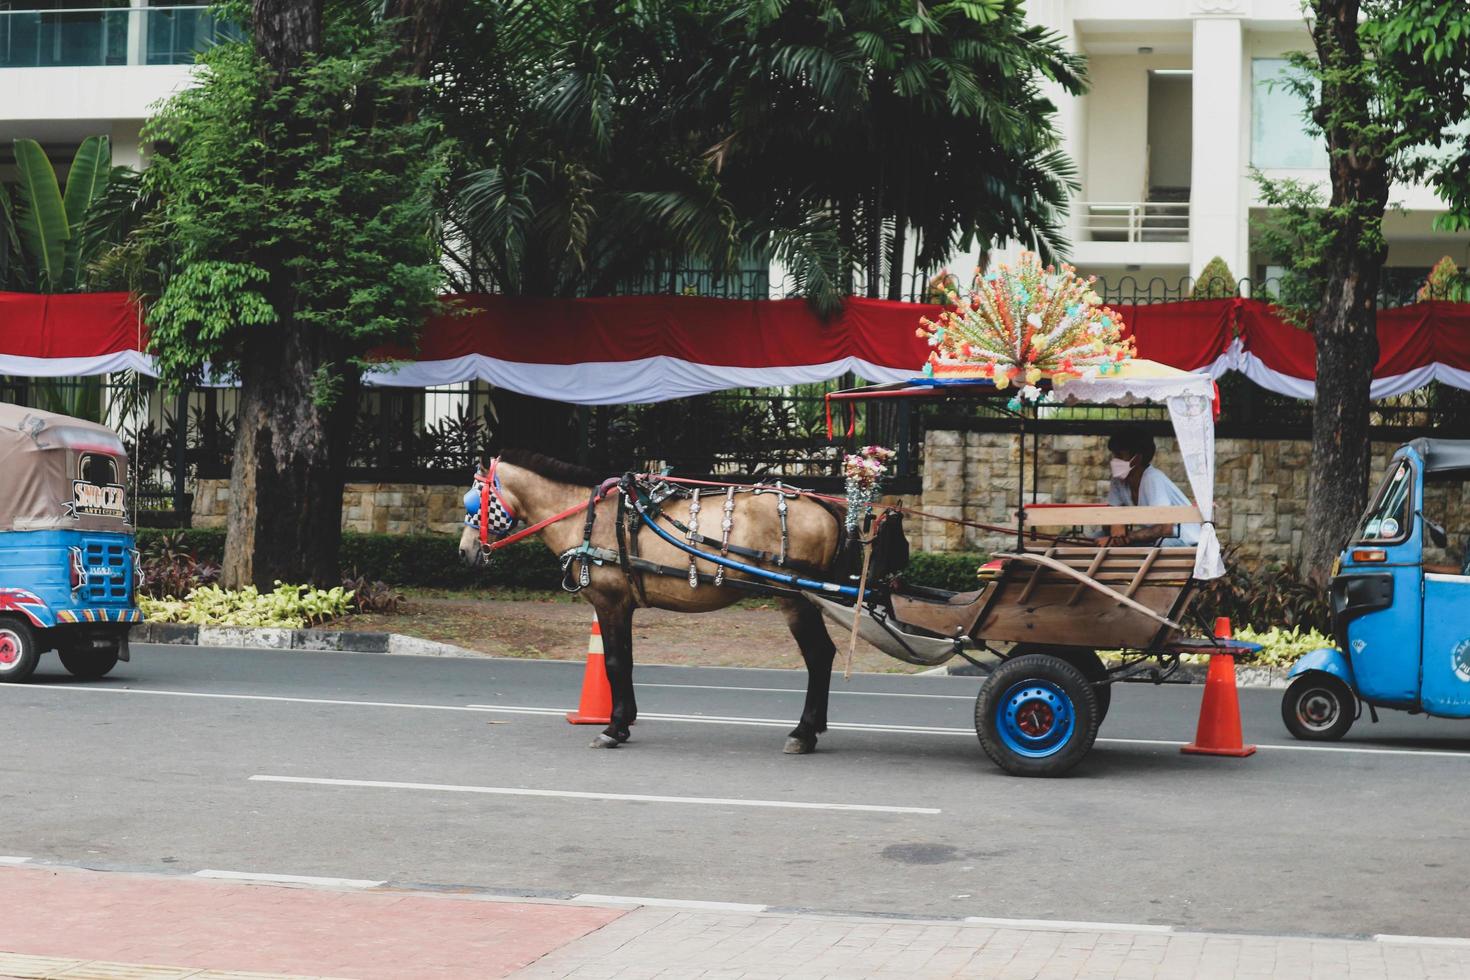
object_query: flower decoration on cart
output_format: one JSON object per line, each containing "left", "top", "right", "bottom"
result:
{"left": 842, "top": 444, "right": 895, "bottom": 534}
{"left": 916, "top": 251, "right": 1135, "bottom": 409}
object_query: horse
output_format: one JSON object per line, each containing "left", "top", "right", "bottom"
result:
{"left": 458, "top": 450, "right": 851, "bottom": 754}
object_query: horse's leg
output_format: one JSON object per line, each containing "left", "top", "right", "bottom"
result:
{"left": 781, "top": 598, "right": 836, "bottom": 755}
{"left": 591, "top": 599, "right": 636, "bottom": 749}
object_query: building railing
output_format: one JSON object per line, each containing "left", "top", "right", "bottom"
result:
{"left": 1076, "top": 201, "right": 1190, "bottom": 244}
{"left": 0, "top": 5, "right": 237, "bottom": 69}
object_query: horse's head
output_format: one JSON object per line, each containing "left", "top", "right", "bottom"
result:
{"left": 459, "top": 458, "right": 522, "bottom": 567}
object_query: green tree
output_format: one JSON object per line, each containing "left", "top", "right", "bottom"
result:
{"left": 1, "top": 136, "right": 122, "bottom": 292}
{"left": 1263, "top": 0, "right": 1470, "bottom": 580}
{"left": 1189, "top": 256, "right": 1238, "bottom": 300}
{"left": 137, "top": 1, "right": 448, "bottom": 588}
{"left": 438, "top": 0, "right": 1084, "bottom": 312}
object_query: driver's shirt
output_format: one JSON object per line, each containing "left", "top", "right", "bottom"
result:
{"left": 1107, "top": 465, "right": 1201, "bottom": 547}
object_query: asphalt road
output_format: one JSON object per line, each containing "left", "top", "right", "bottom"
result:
{"left": 5, "top": 643, "right": 1470, "bottom": 940}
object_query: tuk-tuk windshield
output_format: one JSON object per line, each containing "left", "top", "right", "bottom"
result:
{"left": 1355, "top": 459, "right": 1413, "bottom": 542}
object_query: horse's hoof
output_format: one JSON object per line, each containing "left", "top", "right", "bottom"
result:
{"left": 590, "top": 733, "right": 622, "bottom": 749}
{"left": 783, "top": 736, "right": 816, "bottom": 755}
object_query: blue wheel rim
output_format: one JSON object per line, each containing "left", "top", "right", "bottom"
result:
{"left": 995, "top": 679, "right": 1077, "bottom": 758}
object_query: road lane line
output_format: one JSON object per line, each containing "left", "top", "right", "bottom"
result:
{"left": 196, "top": 868, "right": 386, "bottom": 888}
{"left": 638, "top": 682, "right": 975, "bottom": 700}
{"left": 11, "top": 684, "right": 1470, "bottom": 760}
{"left": 250, "top": 774, "right": 942, "bottom": 815}
{"left": 0, "top": 856, "right": 31, "bottom": 864}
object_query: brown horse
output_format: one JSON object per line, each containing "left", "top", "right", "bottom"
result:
{"left": 458, "top": 451, "right": 849, "bottom": 754}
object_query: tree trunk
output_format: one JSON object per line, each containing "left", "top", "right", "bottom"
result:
{"left": 223, "top": 326, "right": 358, "bottom": 589}
{"left": 1301, "top": 0, "right": 1391, "bottom": 580}
{"left": 252, "top": 0, "right": 321, "bottom": 77}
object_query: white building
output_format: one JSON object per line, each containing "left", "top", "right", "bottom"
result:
{"left": 1014, "top": 0, "right": 1469, "bottom": 297}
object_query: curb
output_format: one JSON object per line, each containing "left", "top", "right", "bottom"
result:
{"left": 130, "top": 622, "right": 479, "bottom": 659}
{"left": 932, "top": 659, "right": 1292, "bottom": 689}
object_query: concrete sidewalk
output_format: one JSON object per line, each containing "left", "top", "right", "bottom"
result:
{"left": 3, "top": 865, "right": 1468, "bottom": 980}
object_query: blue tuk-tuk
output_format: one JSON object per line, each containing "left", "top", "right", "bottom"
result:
{"left": 0, "top": 403, "right": 142, "bottom": 683}
{"left": 1282, "top": 438, "right": 1470, "bottom": 739}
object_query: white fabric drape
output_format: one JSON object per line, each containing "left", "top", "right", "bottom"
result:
{"left": 1052, "top": 368, "right": 1224, "bottom": 580}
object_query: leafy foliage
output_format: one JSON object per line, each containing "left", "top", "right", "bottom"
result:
{"left": 435, "top": 0, "right": 1085, "bottom": 312}
{"left": 1248, "top": 173, "right": 1331, "bottom": 326}
{"left": 1418, "top": 256, "right": 1470, "bottom": 302}
{"left": 139, "top": 531, "right": 222, "bottom": 599}
{"left": 1189, "top": 257, "right": 1238, "bottom": 301}
{"left": 1193, "top": 550, "right": 1331, "bottom": 634}
{"left": 341, "top": 567, "right": 405, "bottom": 614}
{"left": 132, "top": 24, "right": 447, "bottom": 388}
{"left": 140, "top": 583, "right": 354, "bottom": 628}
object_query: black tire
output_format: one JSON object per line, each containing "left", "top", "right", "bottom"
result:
{"left": 1281, "top": 673, "right": 1355, "bottom": 741}
{"left": 1013, "top": 646, "right": 1111, "bottom": 726}
{"left": 59, "top": 647, "right": 120, "bottom": 680}
{"left": 975, "top": 653, "right": 1100, "bottom": 777}
{"left": 0, "top": 619, "right": 40, "bottom": 684}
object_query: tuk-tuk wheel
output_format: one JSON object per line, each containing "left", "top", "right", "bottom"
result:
{"left": 1281, "top": 673, "right": 1355, "bottom": 741}
{"left": 975, "top": 654, "right": 1100, "bottom": 777}
{"left": 0, "top": 619, "right": 39, "bottom": 684}
{"left": 58, "top": 647, "right": 120, "bottom": 680}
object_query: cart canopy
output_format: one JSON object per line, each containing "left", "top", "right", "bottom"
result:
{"left": 0, "top": 402, "right": 131, "bottom": 532}
{"left": 827, "top": 359, "right": 1224, "bottom": 580}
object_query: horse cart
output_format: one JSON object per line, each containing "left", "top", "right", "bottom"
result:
{"left": 808, "top": 361, "right": 1249, "bottom": 775}
{"left": 462, "top": 360, "right": 1252, "bottom": 777}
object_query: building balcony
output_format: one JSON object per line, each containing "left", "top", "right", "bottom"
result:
{"left": 0, "top": 5, "right": 235, "bottom": 69}
{"left": 1069, "top": 200, "right": 1192, "bottom": 269}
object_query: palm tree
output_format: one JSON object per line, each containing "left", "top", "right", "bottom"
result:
{"left": 440, "top": 0, "right": 1085, "bottom": 313}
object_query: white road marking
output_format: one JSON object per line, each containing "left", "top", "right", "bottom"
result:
{"left": 0, "top": 856, "right": 31, "bottom": 865}
{"left": 196, "top": 868, "right": 385, "bottom": 888}
{"left": 638, "top": 682, "right": 975, "bottom": 701}
{"left": 250, "top": 774, "right": 942, "bottom": 815}
{"left": 963, "top": 915, "right": 1173, "bottom": 935}
{"left": 10, "top": 683, "right": 1470, "bottom": 760}
{"left": 575, "top": 894, "right": 768, "bottom": 913}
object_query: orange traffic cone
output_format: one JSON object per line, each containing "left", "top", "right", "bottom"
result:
{"left": 566, "top": 614, "right": 612, "bottom": 725}
{"left": 1181, "top": 617, "right": 1256, "bottom": 757}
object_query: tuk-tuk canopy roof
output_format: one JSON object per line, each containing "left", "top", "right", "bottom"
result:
{"left": 0, "top": 403, "right": 130, "bottom": 532}
{"left": 1406, "top": 438, "right": 1470, "bottom": 476}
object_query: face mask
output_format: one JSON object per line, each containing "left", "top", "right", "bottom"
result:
{"left": 1110, "top": 457, "right": 1134, "bottom": 480}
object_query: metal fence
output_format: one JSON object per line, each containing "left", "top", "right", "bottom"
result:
{"left": 2, "top": 270, "right": 1465, "bottom": 524}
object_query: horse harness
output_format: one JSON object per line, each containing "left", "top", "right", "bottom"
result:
{"left": 557, "top": 474, "right": 816, "bottom": 606}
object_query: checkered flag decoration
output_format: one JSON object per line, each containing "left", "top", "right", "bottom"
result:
{"left": 465, "top": 463, "right": 516, "bottom": 535}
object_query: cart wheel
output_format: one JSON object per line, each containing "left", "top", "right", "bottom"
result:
{"left": 1013, "top": 646, "right": 1111, "bottom": 726}
{"left": 975, "top": 654, "right": 1100, "bottom": 777}
{"left": 1281, "top": 673, "right": 1355, "bottom": 741}
{"left": 0, "top": 619, "right": 39, "bottom": 684}
{"left": 58, "top": 647, "right": 120, "bottom": 680}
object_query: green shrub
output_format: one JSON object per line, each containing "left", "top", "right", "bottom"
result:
{"left": 139, "top": 527, "right": 562, "bottom": 591}
{"left": 899, "top": 551, "right": 990, "bottom": 592}
{"left": 141, "top": 583, "right": 354, "bottom": 628}
{"left": 1192, "top": 550, "right": 1330, "bottom": 634}
{"left": 1190, "top": 256, "right": 1238, "bottom": 300}
{"left": 1233, "top": 626, "right": 1333, "bottom": 668}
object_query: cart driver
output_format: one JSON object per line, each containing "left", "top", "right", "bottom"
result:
{"left": 1094, "top": 431, "right": 1201, "bottom": 548}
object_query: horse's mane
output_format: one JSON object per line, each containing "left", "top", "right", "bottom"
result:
{"left": 499, "top": 449, "right": 605, "bottom": 487}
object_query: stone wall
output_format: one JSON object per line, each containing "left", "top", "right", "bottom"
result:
{"left": 193, "top": 479, "right": 464, "bottom": 536}
{"left": 917, "top": 431, "right": 1470, "bottom": 564}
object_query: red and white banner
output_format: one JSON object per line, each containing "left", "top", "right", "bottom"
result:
{"left": 1, "top": 290, "right": 1466, "bottom": 403}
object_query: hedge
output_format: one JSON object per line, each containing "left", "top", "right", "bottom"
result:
{"left": 137, "top": 527, "right": 985, "bottom": 594}
{"left": 136, "top": 527, "right": 563, "bottom": 590}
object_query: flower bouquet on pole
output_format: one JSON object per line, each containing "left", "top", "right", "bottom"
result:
{"left": 841, "top": 444, "right": 894, "bottom": 677}
{"left": 916, "top": 251, "right": 1135, "bottom": 409}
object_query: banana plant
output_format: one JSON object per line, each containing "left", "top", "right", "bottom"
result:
{"left": 1, "top": 135, "right": 115, "bottom": 292}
